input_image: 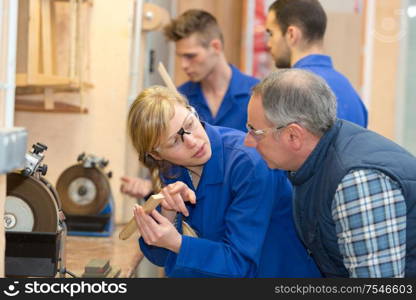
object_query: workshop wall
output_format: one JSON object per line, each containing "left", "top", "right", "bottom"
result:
{"left": 368, "top": 0, "right": 401, "bottom": 140}
{"left": 14, "top": 0, "right": 134, "bottom": 223}
{"left": 8, "top": 0, "right": 406, "bottom": 225}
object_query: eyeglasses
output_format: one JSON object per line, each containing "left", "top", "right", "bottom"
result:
{"left": 245, "top": 123, "right": 287, "bottom": 142}
{"left": 155, "top": 106, "right": 199, "bottom": 151}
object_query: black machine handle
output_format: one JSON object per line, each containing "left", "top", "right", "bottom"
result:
{"left": 33, "top": 143, "right": 48, "bottom": 155}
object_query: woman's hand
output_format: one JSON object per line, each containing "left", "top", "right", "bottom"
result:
{"left": 160, "top": 181, "right": 196, "bottom": 216}
{"left": 134, "top": 205, "right": 182, "bottom": 253}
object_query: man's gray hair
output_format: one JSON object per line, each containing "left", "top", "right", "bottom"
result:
{"left": 252, "top": 69, "right": 337, "bottom": 136}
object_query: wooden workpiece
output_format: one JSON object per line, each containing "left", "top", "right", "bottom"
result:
{"left": 119, "top": 194, "right": 165, "bottom": 240}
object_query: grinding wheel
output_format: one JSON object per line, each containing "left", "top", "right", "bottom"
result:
{"left": 39, "top": 176, "right": 62, "bottom": 210}
{"left": 56, "top": 165, "right": 110, "bottom": 215}
{"left": 6, "top": 173, "right": 59, "bottom": 233}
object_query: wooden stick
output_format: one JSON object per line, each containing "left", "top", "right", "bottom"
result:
{"left": 119, "top": 193, "right": 164, "bottom": 240}
{"left": 44, "top": 87, "right": 55, "bottom": 110}
{"left": 157, "top": 62, "right": 179, "bottom": 95}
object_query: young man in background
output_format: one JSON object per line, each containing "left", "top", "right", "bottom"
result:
{"left": 266, "top": 0, "right": 368, "bottom": 127}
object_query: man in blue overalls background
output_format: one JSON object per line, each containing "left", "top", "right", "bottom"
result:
{"left": 266, "top": 0, "right": 368, "bottom": 127}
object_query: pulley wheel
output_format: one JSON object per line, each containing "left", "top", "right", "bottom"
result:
{"left": 56, "top": 165, "right": 110, "bottom": 215}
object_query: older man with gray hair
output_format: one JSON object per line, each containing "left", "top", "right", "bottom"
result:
{"left": 245, "top": 69, "right": 416, "bottom": 278}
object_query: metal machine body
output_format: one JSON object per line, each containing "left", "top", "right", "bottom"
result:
{"left": 5, "top": 143, "right": 66, "bottom": 278}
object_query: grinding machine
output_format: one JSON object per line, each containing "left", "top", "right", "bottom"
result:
{"left": 56, "top": 153, "right": 114, "bottom": 237}
{"left": 5, "top": 143, "right": 66, "bottom": 277}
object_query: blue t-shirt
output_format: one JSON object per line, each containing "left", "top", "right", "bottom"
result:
{"left": 294, "top": 55, "right": 368, "bottom": 127}
{"left": 139, "top": 123, "right": 321, "bottom": 278}
{"left": 178, "top": 65, "right": 259, "bottom": 132}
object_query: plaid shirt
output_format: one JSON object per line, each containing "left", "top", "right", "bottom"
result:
{"left": 332, "top": 169, "right": 407, "bottom": 277}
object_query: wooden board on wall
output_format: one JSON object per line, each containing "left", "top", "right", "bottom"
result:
{"left": 16, "top": 0, "right": 29, "bottom": 74}
{"left": 368, "top": 0, "right": 401, "bottom": 139}
{"left": 324, "top": 12, "right": 363, "bottom": 92}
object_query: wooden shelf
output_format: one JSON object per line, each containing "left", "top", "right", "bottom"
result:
{"left": 15, "top": 0, "right": 92, "bottom": 112}
{"left": 15, "top": 99, "right": 88, "bottom": 114}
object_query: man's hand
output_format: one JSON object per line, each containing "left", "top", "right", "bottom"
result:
{"left": 120, "top": 176, "right": 152, "bottom": 198}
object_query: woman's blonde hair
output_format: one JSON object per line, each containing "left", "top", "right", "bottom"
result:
{"left": 127, "top": 86, "right": 189, "bottom": 192}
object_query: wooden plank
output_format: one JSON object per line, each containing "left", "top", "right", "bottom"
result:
{"left": 27, "top": 0, "right": 41, "bottom": 83}
{"left": 31, "top": 74, "right": 71, "bottom": 85}
{"left": 69, "top": 0, "right": 77, "bottom": 79}
{"left": 16, "top": 74, "right": 93, "bottom": 88}
{"left": 325, "top": 13, "right": 362, "bottom": 92}
{"left": 368, "top": 0, "right": 401, "bottom": 138}
{"left": 41, "top": 0, "right": 53, "bottom": 75}
{"left": 44, "top": 87, "right": 55, "bottom": 109}
{"left": 15, "top": 99, "right": 88, "bottom": 114}
{"left": 77, "top": 0, "right": 85, "bottom": 110}
{"left": 214, "top": 0, "right": 243, "bottom": 68}
{"left": 16, "top": 0, "right": 29, "bottom": 74}
{"left": 119, "top": 194, "right": 165, "bottom": 240}
{"left": 15, "top": 73, "right": 28, "bottom": 86}
{"left": 240, "top": 0, "right": 248, "bottom": 73}
{"left": 157, "top": 62, "right": 179, "bottom": 95}
{"left": 50, "top": 0, "right": 57, "bottom": 76}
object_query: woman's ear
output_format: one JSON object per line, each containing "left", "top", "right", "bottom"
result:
{"left": 148, "top": 151, "right": 162, "bottom": 161}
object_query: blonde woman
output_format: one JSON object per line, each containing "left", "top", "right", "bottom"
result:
{"left": 127, "top": 86, "right": 320, "bottom": 277}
